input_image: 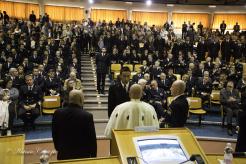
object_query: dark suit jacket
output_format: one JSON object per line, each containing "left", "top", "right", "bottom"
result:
{"left": 19, "top": 84, "right": 42, "bottom": 106}
{"left": 220, "top": 88, "right": 240, "bottom": 109}
{"left": 96, "top": 53, "right": 110, "bottom": 74}
{"left": 165, "top": 94, "right": 189, "bottom": 127}
{"left": 52, "top": 104, "right": 97, "bottom": 160}
{"left": 235, "top": 111, "right": 246, "bottom": 152}
{"left": 108, "top": 81, "right": 132, "bottom": 117}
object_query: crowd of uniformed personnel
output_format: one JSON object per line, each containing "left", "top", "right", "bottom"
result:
{"left": 0, "top": 10, "right": 245, "bottom": 134}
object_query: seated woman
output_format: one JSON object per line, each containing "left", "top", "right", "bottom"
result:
{"left": 0, "top": 78, "right": 19, "bottom": 135}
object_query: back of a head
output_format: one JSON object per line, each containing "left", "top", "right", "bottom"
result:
{"left": 171, "top": 80, "right": 186, "bottom": 96}
{"left": 69, "top": 90, "right": 84, "bottom": 107}
{"left": 129, "top": 84, "right": 142, "bottom": 100}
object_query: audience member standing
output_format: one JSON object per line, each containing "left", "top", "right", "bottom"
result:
{"left": 96, "top": 48, "right": 110, "bottom": 94}
{"left": 233, "top": 22, "right": 240, "bottom": 33}
{"left": 220, "top": 20, "right": 227, "bottom": 35}
{"left": 105, "top": 84, "right": 159, "bottom": 138}
{"left": 161, "top": 80, "right": 189, "bottom": 127}
{"left": 108, "top": 66, "right": 133, "bottom": 117}
{"left": 29, "top": 10, "right": 36, "bottom": 23}
{"left": 52, "top": 90, "right": 97, "bottom": 160}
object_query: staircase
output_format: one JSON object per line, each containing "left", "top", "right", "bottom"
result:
{"left": 81, "top": 53, "right": 110, "bottom": 136}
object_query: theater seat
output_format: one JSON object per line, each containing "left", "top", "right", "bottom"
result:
{"left": 134, "top": 64, "right": 143, "bottom": 73}
{"left": 188, "top": 97, "right": 206, "bottom": 126}
{"left": 123, "top": 64, "right": 133, "bottom": 72}
{"left": 111, "top": 64, "right": 121, "bottom": 79}
{"left": 173, "top": 74, "right": 181, "bottom": 80}
{"left": 42, "top": 96, "right": 61, "bottom": 114}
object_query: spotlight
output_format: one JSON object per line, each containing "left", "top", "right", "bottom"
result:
{"left": 88, "top": 0, "right": 94, "bottom": 4}
{"left": 146, "top": 0, "right": 152, "bottom": 6}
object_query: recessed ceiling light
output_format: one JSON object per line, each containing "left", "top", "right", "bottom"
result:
{"left": 167, "top": 4, "right": 174, "bottom": 7}
{"left": 208, "top": 5, "right": 216, "bottom": 8}
{"left": 88, "top": 0, "right": 94, "bottom": 4}
{"left": 125, "top": 2, "right": 133, "bottom": 5}
{"left": 146, "top": 0, "right": 152, "bottom": 6}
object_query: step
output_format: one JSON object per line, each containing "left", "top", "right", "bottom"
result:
{"left": 84, "top": 93, "right": 109, "bottom": 97}
{"left": 80, "top": 67, "right": 93, "bottom": 70}
{"left": 84, "top": 96, "right": 108, "bottom": 101}
{"left": 82, "top": 78, "right": 110, "bottom": 82}
{"left": 81, "top": 70, "right": 96, "bottom": 73}
{"left": 84, "top": 87, "right": 109, "bottom": 91}
{"left": 94, "top": 122, "right": 108, "bottom": 136}
{"left": 84, "top": 100, "right": 108, "bottom": 104}
{"left": 86, "top": 110, "right": 108, "bottom": 120}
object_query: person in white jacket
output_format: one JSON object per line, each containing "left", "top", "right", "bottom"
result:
{"left": 104, "top": 84, "right": 159, "bottom": 138}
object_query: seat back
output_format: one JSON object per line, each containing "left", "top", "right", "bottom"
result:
{"left": 123, "top": 64, "right": 133, "bottom": 72}
{"left": 111, "top": 64, "right": 121, "bottom": 72}
{"left": 42, "top": 96, "right": 61, "bottom": 114}
{"left": 211, "top": 90, "right": 220, "bottom": 101}
{"left": 0, "top": 135, "right": 24, "bottom": 164}
{"left": 188, "top": 97, "right": 202, "bottom": 109}
{"left": 167, "top": 97, "right": 174, "bottom": 106}
{"left": 134, "top": 64, "right": 143, "bottom": 73}
{"left": 173, "top": 74, "right": 181, "bottom": 80}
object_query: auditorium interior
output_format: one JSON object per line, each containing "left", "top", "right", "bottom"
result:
{"left": 0, "top": 0, "right": 246, "bottom": 163}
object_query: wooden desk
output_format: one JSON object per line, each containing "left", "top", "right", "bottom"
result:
{"left": 0, "top": 134, "right": 25, "bottom": 164}
{"left": 49, "top": 156, "right": 120, "bottom": 164}
{"left": 207, "top": 154, "right": 246, "bottom": 164}
{"left": 111, "top": 128, "right": 209, "bottom": 164}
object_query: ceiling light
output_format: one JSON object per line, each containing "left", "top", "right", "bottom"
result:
{"left": 208, "top": 5, "right": 216, "bottom": 8}
{"left": 146, "top": 0, "right": 152, "bottom": 6}
{"left": 125, "top": 2, "right": 133, "bottom": 5}
{"left": 167, "top": 4, "right": 174, "bottom": 7}
{"left": 88, "top": 0, "right": 94, "bottom": 4}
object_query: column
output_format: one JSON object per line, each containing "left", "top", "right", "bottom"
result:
{"left": 38, "top": 0, "right": 44, "bottom": 16}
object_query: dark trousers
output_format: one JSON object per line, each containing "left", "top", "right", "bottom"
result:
{"left": 8, "top": 102, "right": 16, "bottom": 130}
{"left": 18, "top": 105, "right": 40, "bottom": 125}
{"left": 97, "top": 73, "right": 106, "bottom": 92}
{"left": 225, "top": 107, "right": 241, "bottom": 126}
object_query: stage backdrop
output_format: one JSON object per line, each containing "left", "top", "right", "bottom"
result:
{"left": 131, "top": 11, "right": 168, "bottom": 26}
{"left": 90, "top": 9, "right": 127, "bottom": 23}
{"left": 212, "top": 13, "right": 246, "bottom": 30}
{"left": 172, "top": 13, "right": 210, "bottom": 29}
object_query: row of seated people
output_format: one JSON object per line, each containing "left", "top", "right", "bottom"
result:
{"left": 0, "top": 70, "right": 82, "bottom": 134}
{"left": 0, "top": 13, "right": 86, "bottom": 134}
{"left": 129, "top": 71, "right": 246, "bottom": 135}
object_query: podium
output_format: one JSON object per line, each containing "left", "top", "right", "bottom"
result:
{"left": 111, "top": 128, "right": 209, "bottom": 164}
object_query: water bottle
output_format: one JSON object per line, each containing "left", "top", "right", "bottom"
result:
{"left": 40, "top": 150, "right": 49, "bottom": 164}
{"left": 224, "top": 143, "right": 233, "bottom": 164}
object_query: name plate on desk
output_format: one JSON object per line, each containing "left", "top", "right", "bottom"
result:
{"left": 134, "top": 126, "right": 159, "bottom": 132}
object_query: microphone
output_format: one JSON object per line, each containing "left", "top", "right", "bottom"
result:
{"left": 233, "top": 152, "right": 246, "bottom": 158}
{"left": 179, "top": 154, "right": 205, "bottom": 164}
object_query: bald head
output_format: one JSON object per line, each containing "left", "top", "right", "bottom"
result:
{"left": 170, "top": 80, "right": 186, "bottom": 97}
{"left": 129, "top": 84, "right": 142, "bottom": 99}
{"left": 69, "top": 90, "right": 84, "bottom": 107}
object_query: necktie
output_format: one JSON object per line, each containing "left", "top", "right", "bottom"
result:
{"left": 124, "top": 84, "right": 127, "bottom": 92}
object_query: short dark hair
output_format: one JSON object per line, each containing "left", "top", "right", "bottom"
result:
{"left": 120, "top": 66, "right": 131, "bottom": 74}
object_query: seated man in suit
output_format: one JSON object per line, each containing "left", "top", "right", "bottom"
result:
{"left": 149, "top": 80, "right": 167, "bottom": 119}
{"left": 63, "top": 71, "right": 82, "bottom": 91}
{"left": 220, "top": 81, "right": 241, "bottom": 136}
{"left": 18, "top": 74, "right": 42, "bottom": 130}
{"left": 105, "top": 84, "right": 159, "bottom": 138}
{"left": 52, "top": 90, "right": 97, "bottom": 160}
{"left": 44, "top": 68, "right": 62, "bottom": 96}
{"left": 161, "top": 80, "right": 189, "bottom": 127}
